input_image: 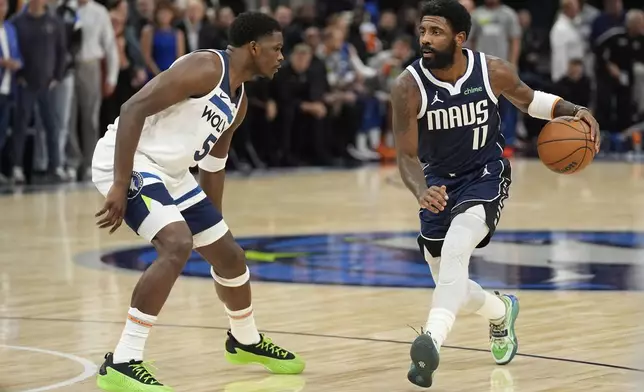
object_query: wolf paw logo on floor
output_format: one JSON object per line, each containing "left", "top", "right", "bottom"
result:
{"left": 101, "top": 230, "right": 643, "bottom": 291}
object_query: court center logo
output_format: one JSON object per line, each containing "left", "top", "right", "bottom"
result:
{"left": 127, "top": 171, "right": 145, "bottom": 199}
{"left": 100, "top": 230, "right": 644, "bottom": 291}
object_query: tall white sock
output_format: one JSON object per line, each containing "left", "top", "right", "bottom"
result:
{"left": 425, "top": 206, "right": 490, "bottom": 350}
{"left": 113, "top": 308, "right": 157, "bottom": 364}
{"left": 475, "top": 290, "right": 506, "bottom": 323}
{"left": 425, "top": 308, "right": 456, "bottom": 350}
{"left": 226, "top": 305, "right": 261, "bottom": 345}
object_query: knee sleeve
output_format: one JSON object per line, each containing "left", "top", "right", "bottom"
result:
{"left": 422, "top": 246, "right": 441, "bottom": 280}
{"left": 211, "top": 266, "right": 250, "bottom": 287}
{"left": 438, "top": 205, "right": 489, "bottom": 285}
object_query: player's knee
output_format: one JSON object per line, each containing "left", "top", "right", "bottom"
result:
{"left": 212, "top": 242, "right": 247, "bottom": 279}
{"left": 155, "top": 226, "right": 193, "bottom": 272}
{"left": 210, "top": 245, "right": 249, "bottom": 287}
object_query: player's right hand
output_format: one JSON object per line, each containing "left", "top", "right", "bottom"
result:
{"left": 419, "top": 185, "right": 448, "bottom": 214}
{"left": 96, "top": 183, "right": 128, "bottom": 234}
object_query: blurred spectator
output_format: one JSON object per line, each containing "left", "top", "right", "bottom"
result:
{"left": 590, "top": 0, "right": 625, "bottom": 46}
{"left": 470, "top": 0, "right": 521, "bottom": 156}
{"left": 273, "top": 5, "right": 299, "bottom": 54}
{"left": 140, "top": 0, "right": 184, "bottom": 78}
{"left": 131, "top": 0, "right": 153, "bottom": 37}
{"left": 48, "top": 0, "right": 81, "bottom": 181}
{"left": 377, "top": 10, "right": 399, "bottom": 51}
{"left": 367, "top": 35, "right": 414, "bottom": 159}
{"left": 68, "top": 0, "right": 118, "bottom": 181}
{"left": 99, "top": 0, "right": 146, "bottom": 137}
{"left": 176, "top": 0, "right": 219, "bottom": 53}
{"left": 594, "top": 8, "right": 644, "bottom": 133}
{"left": 318, "top": 27, "right": 374, "bottom": 164}
{"left": 11, "top": 0, "right": 65, "bottom": 183}
{"left": 458, "top": 0, "right": 479, "bottom": 49}
{"left": 0, "top": 0, "right": 21, "bottom": 184}
{"left": 554, "top": 58, "right": 592, "bottom": 108}
{"left": 270, "top": 43, "right": 329, "bottom": 166}
{"left": 212, "top": 5, "right": 234, "bottom": 48}
{"left": 518, "top": 9, "right": 549, "bottom": 81}
{"left": 550, "top": 0, "right": 584, "bottom": 82}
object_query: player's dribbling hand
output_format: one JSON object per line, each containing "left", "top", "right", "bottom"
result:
{"left": 96, "top": 183, "right": 128, "bottom": 234}
{"left": 419, "top": 185, "right": 448, "bottom": 214}
{"left": 575, "top": 109, "right": 601, "bottom": 154}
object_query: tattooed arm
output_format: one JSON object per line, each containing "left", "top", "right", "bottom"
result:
{"left": 390, "top": 71, "right": 448, "bottom": 213}
{"left": 486, "top": 56, "right": 601, "bottom": 153}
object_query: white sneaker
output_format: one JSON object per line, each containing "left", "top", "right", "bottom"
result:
{"left": 12, "top": 167, "right": 25, "bottom": 184}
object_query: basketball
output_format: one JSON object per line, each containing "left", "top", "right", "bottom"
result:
{"left": 537, "top": 116, "right": 595, "bottom": 174}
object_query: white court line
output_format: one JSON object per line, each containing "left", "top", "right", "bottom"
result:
{"left": 0, "top": 344, "right": 97, "bottom": 392}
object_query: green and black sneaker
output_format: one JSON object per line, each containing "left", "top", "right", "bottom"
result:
{"left": 224, "top": 330, "right": 305, "bottom": 374}
{"left": 96, "top": 352, "right": 173, "bottom": 392}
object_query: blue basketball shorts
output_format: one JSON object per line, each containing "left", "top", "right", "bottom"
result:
{"left": 92, "top": 164, "right": 228, "bottom": 248}
{"left": 419, "top": 158, "right": 511, "bottom": 257}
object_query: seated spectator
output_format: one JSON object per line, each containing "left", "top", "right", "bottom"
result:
{"left": 554, "top": 59, "right": 592, "bottom": 109}
{"left": 270, "top": 44, "right": 330, "bottom": 166}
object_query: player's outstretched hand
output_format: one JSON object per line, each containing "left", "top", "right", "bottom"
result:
{"left": 575, "top": 109, "right": 601, "bottom": 154}
{"left": 96, "top": 183, "right": 128, "bottom": 234}
{"left": 419, "top": 185, "right": 448, "bottom": 214}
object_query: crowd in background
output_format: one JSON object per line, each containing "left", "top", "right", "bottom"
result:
{"left": 0, "top": 0, "right": 642, "bottom": 185}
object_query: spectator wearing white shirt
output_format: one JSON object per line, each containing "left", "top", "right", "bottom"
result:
{"left": 550, "top": 0, "right": 584, "bottom": 82}
{"left": 68, "top": 0, "right": 118, "bottom": 181}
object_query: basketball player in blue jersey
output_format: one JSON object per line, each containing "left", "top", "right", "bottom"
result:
{"left": 391, "top": 0, "right": 600, "bottom": 388}
{"left": 90, "top": 12, "right": 304, "bottom": 392}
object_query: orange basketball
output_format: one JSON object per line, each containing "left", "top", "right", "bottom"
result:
{"left": 537, "top": 116, "right": 595, "bottom": 174}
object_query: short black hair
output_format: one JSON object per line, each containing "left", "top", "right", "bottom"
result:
{"left": 228, "top": 11, "right": 282, "bottom": 47}
{"left": 420, "top": 0, "right": 472, "bottom": 39}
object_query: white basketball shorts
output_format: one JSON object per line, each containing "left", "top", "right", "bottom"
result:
{"left": 92, "top": 162, "right": 229, "bottom": 248}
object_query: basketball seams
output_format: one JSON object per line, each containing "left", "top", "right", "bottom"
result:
{"left": 543, "top": 146, "right": 591, "bottom": 166}
{"left": 549, "top": 118, "right": 590, "bottom": 135}
{"left": 537, "top": 138, "right": 588, "bottom": 146}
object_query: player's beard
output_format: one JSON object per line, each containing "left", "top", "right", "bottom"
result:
{"left": 421, "top": 40, "right": 457, "bottom": 70}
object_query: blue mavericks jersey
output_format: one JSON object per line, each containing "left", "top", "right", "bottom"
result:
{"left": 406, "top": 49, "right": 504, "bottom": 178}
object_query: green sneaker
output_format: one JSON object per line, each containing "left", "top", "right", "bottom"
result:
{"left": 96, "top": 352, "right": 173, "bottom": 392}
{"left": 224, "top": 331, "right": 305, "bottom": 374}
{"left": 489, "top": 292, "right": 520, "bottom": 365}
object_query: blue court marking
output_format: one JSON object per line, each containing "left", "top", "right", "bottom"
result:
{"left": 100, "top": 230, "right": 644, "bottom": 291}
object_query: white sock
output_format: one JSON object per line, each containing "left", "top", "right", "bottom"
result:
{"left": 226, "top": 305, "right": 261, "bottom": 345}
{"left": 475, "top": 291, "right": 507, "bottom": 324}
{"left": 425, "top": 308, "right": 455, "bottom": 350}
{"left": 113, "top": 307, "right": 157, "bottom": 364}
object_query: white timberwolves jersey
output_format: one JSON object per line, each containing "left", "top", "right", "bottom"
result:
{"left": 93, "top": 49, "right": 244, "bottom": 177}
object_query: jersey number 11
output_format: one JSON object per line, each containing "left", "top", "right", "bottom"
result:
{"left": 472, "top": 125, "right": 488, "bottom": 150}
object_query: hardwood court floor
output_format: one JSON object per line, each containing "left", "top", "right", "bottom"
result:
{"left": 1, "top": 159, "right": 644, "bottom": 392}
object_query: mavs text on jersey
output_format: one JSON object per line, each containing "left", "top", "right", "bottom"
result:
{"left": 407, "top": 49, "right": 511, "bottom": 256}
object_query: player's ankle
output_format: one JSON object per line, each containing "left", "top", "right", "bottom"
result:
{"left": 113, "top": 308, "right": 157, "bottom": 364}
{"left": 226, "top": 305, "right": 261, "bottom": 345}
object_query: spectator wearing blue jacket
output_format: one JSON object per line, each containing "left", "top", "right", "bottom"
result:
{"left": 0, "top": 0, "right": 21, "bottom": 184}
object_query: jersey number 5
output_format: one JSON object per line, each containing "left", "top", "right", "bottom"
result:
{"left": 194, "top": 133, "right": 219, "bottom": 161}
{"left": 472, "top": 125, "right": 488, "bottom": 150}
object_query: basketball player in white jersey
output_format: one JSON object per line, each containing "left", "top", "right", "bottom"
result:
{"left": 91, "top": 12, "right": 303, "bottom": 392}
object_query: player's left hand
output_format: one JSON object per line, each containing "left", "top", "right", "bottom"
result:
{"left": 575, "top": 109, "right": 601, "bottom": 154}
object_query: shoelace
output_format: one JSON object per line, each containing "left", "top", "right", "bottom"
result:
{"left": 129, "top": 362, "right": 161, "bottom": 385}
{"left": 257, "top": 337, "right": 288, "bottom": 358}
{"left": 408, "top": 325, "right": 427, "bottom": 336}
